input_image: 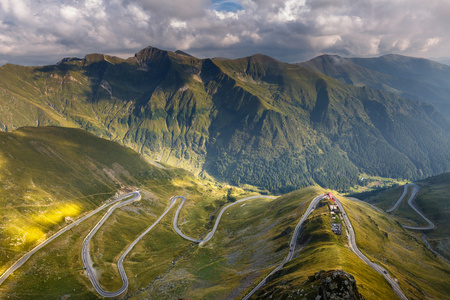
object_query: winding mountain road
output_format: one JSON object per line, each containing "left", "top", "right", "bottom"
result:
{"left": 82, "top": 194, "right": 277, "bottom": 297}
{"left": 173, "top": 195, "right": 275, "bottom": 243}
{"left": 242, "top": 194, "right": 325, "bottom": 300}
{"left": 81, "top": 191, "right": 142, "bottom": 297}
{"left": 0, "top": 191, "right": 140, "bottom": 287}
{"left": 386, "top": 183, "right": 414, "bottom": 213}
{"left": 2, "top": 188, "right": 420, "bottom": 299}
{"left": 386, "top": 183, "right": 434, "bottom": 230}
{"left": 81, "top": 193, "right": 184, "bottom": 297}
{"left": 335, "top": 198, "right": 408, "bottom": 300}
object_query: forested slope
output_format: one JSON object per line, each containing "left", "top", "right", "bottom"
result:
{"left": 1, "top": 47, "right": 450, "bottom": 192}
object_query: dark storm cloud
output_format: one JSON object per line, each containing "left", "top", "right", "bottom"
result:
{"left": 0, "top": 0, "right": 449, "bottom": 66}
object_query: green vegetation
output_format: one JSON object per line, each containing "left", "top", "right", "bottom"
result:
{"left": 1, "top": 47, "right": 450, "bottom": 193}
{"left": 353, "top": 173, "right": 450, "bottom": 261}
{"left": 340, "top": 196, "right": 450, "bottom": 299}
{"left": 0, "top": 126, "right": 191, "bottom": 292}
{"left": 1, "top": 131, "right": 449, "bottom": 300}
{"left": 251, "top": 198, "right": 397, "bottom": 300}
{"left": 1, "top": 47, "right": 450, "bottom": 298}
{"left": 302, "top": 54, "right": 450, "bottom": 117}
{"left": 414, "top": 173, "right": 450, "bottom": 260}
{"left": 345, "top": 174, "right": 408, "bottom": 196}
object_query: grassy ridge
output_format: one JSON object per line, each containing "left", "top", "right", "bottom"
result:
{"left": 340, "top": 196, "right": 450, "bottom": 299}
{"left": 251, "top": 197, "right": 397, "bottom": 300}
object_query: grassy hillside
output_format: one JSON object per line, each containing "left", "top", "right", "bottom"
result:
{"left": 0, "top": 125, "right": 264, "bottom": 298}
{"left": 251, "top": 195, "right": 450, "bottom": 299}
{"left": 414, "top": 173, "right": 450, "bottom": 260}
{"left": 1, "top": 134, "right": 448, "bottom": 300}
{"left": 1, "top": 48, "right": 450, "bottom": 194}
{"left": 341, "top": 197, "right": 449, "bottom": 299}
{"left": 352, "top": 173, "right": 450, "bottom": 261}
{"left": 0, "top": 126, "right": 184, "bottom": 276}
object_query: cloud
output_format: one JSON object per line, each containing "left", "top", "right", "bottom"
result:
{"left": 0, "top": 0, "right": 449, "bottom": 65}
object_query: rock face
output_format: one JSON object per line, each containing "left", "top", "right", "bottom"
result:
{"left": 254, "top": 269, "right": 364, "bottom": 300}
{"left": 310, "top": 270, "right": 364, "bottom": 300}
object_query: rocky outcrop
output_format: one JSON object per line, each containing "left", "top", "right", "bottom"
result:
{"left": 254, "top": 269, "right": 364, "bottom": 300}
{"left": 308, "top": 270, "right": 364, "bottom": 300}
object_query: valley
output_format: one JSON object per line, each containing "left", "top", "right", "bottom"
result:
{"left": 0, "top": 128, "right": 448, "bottom": 299}
{"left": 0, "top": 48, "right": 449, "bottom": 299}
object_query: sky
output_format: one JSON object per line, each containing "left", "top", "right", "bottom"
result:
{"left": 1, "top": 0, "right": 449, "bottom": 66}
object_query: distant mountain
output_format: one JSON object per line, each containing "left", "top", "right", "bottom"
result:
{"left": 1, "top": 47, "right": 450, "bottom": 192}
{"left": 301, "top": 54, "right": 450, "bottom": 117}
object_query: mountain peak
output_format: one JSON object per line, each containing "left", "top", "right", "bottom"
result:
{"left": 248, "top": 53, "right": 281, "bottom": 63}
{"left": 174, "top": 50, "right": 193, "bottom": 57}
{"left": 56, "top": 57, "right": 83, "bottom": 65}
{"left": 134, "top": 46, "right": 170, "bottom": 65}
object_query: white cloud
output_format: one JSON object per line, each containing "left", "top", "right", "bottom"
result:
{"left": 170, "top": 19, "right": 187, "bottom": 29}
{"left": 0, "top": 0, "right": 449, "bottom": 65}
{"left": 310, "top": 35, "right": 342, "bottom": 49}
{"left": 422, "top": 37, "right": 441, "bottom": 52}
{"left": 127, "top": 3, "right": 150, "bottom": 27}
{"left": 60, "top": 6, "right": 80, "bottom": 21}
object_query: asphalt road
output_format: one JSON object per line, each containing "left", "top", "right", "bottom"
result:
{"left": 386, "top": 184, "right": 434, "bottom": 230}
{"left": 81, "top": 194, "right": 183, "bottom": 297}
{"left": 335, "top": 197, "right": 408, "bottom": 300}
{"left": 81, "top": 191, "right": 141, "bottom": 297}
{"left": 386, "top": 183, "right": 414, "bottom": 213}
{"left": 0, "top": 191, "right": 140, "bottom": 287}
{"left": 242, "top": 194, "right": 325, "bottom": 300}
{"left": 173, "top": 195, "right": 275, "bottom": 243}
{"left": 2, "top": 188, "right": 422, "bottom": 299}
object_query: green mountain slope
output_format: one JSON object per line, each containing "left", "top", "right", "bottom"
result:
{"left": 251, "top": 195, "right": 450, "bottom": 299}
{"left": 0, "top": 128, "right": 448, "bottom": 298}
{"left": 0, "top": 126, "right": 253, "bottom": 298}
{"left": 355, "top": 172, "right": 450, "bottom": 261}
{"left": 0, "top": 126, "right": 190, "bottom": 276}
{"left": 1, "top": 48, "right": 450, "bottom": 193}
{"left": 415, "top": 173, "right": 450, "bottom": 260}
{"left": 301, "top": 54, "right": 450, "bottom": 117}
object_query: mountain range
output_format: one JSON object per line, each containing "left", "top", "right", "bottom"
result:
{"left": 301, "top": 54, "right": 450, "bottom": 117}
{"left": 1, "top": 48, "right": 450, "bottom": 299}
{"left": 1, "top": 47, "right": 450, "bottom": 192}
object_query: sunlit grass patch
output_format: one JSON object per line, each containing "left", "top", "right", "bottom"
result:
{"left": 31, "top": 203, "right": 81, "bottom": 227}
{"left": 6, "top": 221, "right": 46, "bottom": 247}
